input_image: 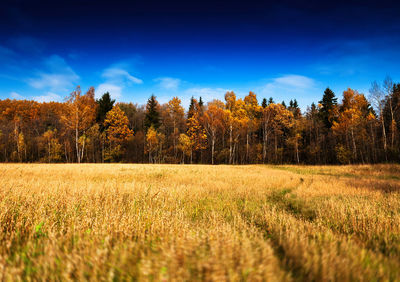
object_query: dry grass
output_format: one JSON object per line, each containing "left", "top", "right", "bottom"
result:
{"left": 0, "top": 164, "right": 399, "bottom": 281}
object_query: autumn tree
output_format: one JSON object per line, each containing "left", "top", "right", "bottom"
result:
{"left": 42, "top": 129, "right": 62, "bottom": 162}
{"left": 204, "top": 100, "right": 225, "bottom": 164}
{"left": 61, "top": 86, "right": 97, "bottom": 163}
{"left": 178, "top": 133, "right": 192, "bottom": 164}
{"left": 224, "top": 91, "right": 237, "bottom": 164}
{"left": 104, "top": 105, "right": 134, "bottom": 162}
{"left": 261, "top": 103, "right": 293, "bottom": 163}
{"left": 332, "top": 88, "right": 374, "bottom": 163}
{"left": 164, "top": 97, "right": 185, "bottom": 160}
{"left": 187, "top": 109, "right": 207, "bottom": 163}
{"left": 146, "top": 126, "right": 165, "bottom": 163}
{"left": 0, "top": 80, "right": 398, "bottom": 165}
{"left": 244, "top": 92, "right": 261, "bottom": 163}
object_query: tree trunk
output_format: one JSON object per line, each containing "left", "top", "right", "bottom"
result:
{"left": 80, "top": 137, "right": 86, "bottom": 163}
{"left": 381, "top": 110, "right": 387, "bottom": 154}
{"left": 173, "top": 120, "right": 177, "bottom": 158}
{"left": 75, "top": 126, "right": 80, "bottom": 163}
{"left": 48, "top": 141, "right": 51, "bottom": 163}
{"left": 211, "top": 134, "right": 215, "bottom": 165}
{"left": 262, "top": 123, "right": 267, "bottom": 163}
{"left": 390, "top": 98, "right": 395, "bottom": 148}
{"left": 351, "top": 127, "right": 357, "bottom": 161}
{"left": 246, "top": 133, "right": 249, "bottom": 164}
{"left": 229, "top": 124, "right": 233, "bottom": 164}
{"left": 274, "top": 134, "right": 277, "bottom": 163}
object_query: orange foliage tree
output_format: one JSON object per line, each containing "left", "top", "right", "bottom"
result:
{"left": 61, "top": 86, "right": 97, "bottom": 163}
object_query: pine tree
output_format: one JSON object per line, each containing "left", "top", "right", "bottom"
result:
{"left": 144, "top": 95, "right": 160, "bottom": 130}
{"left": 262, "top": 98, "right": 267, "bottom": 108}
{"left": 319, "top": 87, "right": 338, "bottom": 128}
{"left": 96, "top": 92, "right": 115, "bottom": 129}
{"left": 188, "top": 96, "right": 196, "bottom": 120}
{"left": 199, "top": 96, "right": 204, "bottom": 111}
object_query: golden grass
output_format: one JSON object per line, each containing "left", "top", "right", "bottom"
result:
{"left": 0, "top": 164, "right": 399, "bottom": 281}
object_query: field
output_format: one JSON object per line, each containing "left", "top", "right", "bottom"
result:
{"left": 0, "top": 164, "right": 400, "bottom": 281}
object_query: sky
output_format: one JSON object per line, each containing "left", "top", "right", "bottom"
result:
{"left": 1, "top": 0, "right": 400, "bottom": 109}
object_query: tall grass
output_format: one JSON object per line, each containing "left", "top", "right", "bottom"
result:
{"left": 0, "top": 164, "right": 399, "bottom": 281}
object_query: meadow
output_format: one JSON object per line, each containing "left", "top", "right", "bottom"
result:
{"left": 0, "top": 164, "right": 399, "bottom": 281}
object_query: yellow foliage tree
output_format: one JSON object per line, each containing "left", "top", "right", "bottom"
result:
{"left": 104, "top": 105, "right": 133, "bottom": 161}
{"left": 332, "top": 88, "right": 373, "bottom": 162}
{"left": 165, "top": 97, "right": 185, "bottom": 158}
{"left": 186, "top": 110, "right": 207, "bottom": 163}
{"left": 61, "top": 86, "right": 97, "bottom": 163}
{"left": 261, "top": 103, "right": 294, "bottom": 163}
{"left": 146, "top": 126, "right": 165, "bottom": 163}
{"left": 42, "top": 129, "right": 62, "bottom": 163}
{"left": 204, "top": 100, "right": 225, "bottom": 164}
{"left": 178, "top": 133, "right": 193, "bottom": 164}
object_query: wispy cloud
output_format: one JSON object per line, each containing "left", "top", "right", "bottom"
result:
{"left": 102, "top": 67, "right": 142, "bottom": 84}
{"left": 27, "top": 55, "right": 79, "bottom": 93}
{"left": 96, "top": 83, "right": 122, "bottom": 99}
{"left": 10, "top": 91, "right": 24, "bottom": 99}
{"left": 260, "top": 74, "right": 320, "bottom": 108}
{"left": 98, "top": 64, "right": 143, "bottom": 99}
{"left": 261, "top": 74, "right": 316, "bottom": 95}
{"left": 32, "top": 92, "right": 61, "bottom": 103}
{"left": 273, "top": 75, "right": 315, "bottom": 89}
{"left": 155, "top": 77, "right": 181, "bottom": 90}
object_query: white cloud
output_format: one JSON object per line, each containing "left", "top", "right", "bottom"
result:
{"left": 29, "top": 73, "right": 79, "bottom": 91}
{"left": 98, "top": 65, "right": 142, "bottom": 100}
{"left": 274, "top": 75, "right": 316, "bottom": 88}
{"left": 28, "top": 55, "right": 79, "bottom": 93}
{"left": 261, "top": 74, "right": 317, "bottom": 95}
{"left": 10, "top": 91, "right": 24, "bottom": 99}
{"left": 96, "top": 83, "right": 122, "bottom": 99}
{"left": 102, "top": 67, "right": 142, "bottom": 84}
{"left": 259, "top": 74, "right": 320, "bottom": 109}
{"left": 32, "top": 92, "right": 61, "bottom": 103}
{"left": 155, "top": 77, "right": 181, "bottom": 90}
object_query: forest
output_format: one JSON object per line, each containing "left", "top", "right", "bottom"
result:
{"left": 1, "top": 77, "right": 400, "bottom": 165}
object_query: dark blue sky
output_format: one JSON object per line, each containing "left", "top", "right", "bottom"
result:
{"left": 1, "top": 0, "right": 400, "bottom": 108}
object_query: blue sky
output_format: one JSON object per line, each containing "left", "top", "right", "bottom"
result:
{"left": 1, "top": 0, "right": 400, "bottom": 109}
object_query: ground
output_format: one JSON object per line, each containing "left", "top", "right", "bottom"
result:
{"left": 0, "top": 164, "right": 399, "bottom": 281}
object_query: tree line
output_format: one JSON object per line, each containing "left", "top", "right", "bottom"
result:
{"left": 1, "top": 77, "right": 400, "bottom": 164}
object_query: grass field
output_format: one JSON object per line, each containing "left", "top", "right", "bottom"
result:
{"left": 0, "top": 164, "right": 400, "bottom": 281}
